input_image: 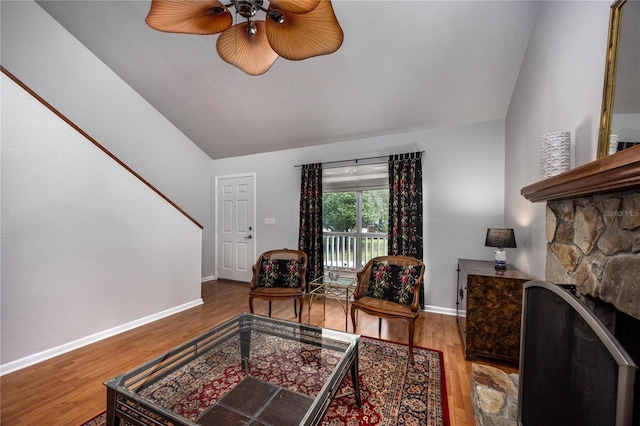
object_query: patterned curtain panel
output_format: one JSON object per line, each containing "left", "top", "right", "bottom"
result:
{"left": 298, "top": 163, "right": 324, "bottom": 285}
{"left": 388, "top": 152, "right": 424, "bottom": 307}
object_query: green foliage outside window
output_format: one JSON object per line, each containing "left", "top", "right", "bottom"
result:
{"left": 363, "top": 190, "right": 388, "bottom": 233}
{"left": 323, "top": 190, "right": 388, "bottom": 233}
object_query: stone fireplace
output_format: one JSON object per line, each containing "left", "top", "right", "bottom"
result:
{"left": 522, "top": 145, "right": 640, "bottom": 425}
{"left": 543, "top": 189, "right": 640, "bottom": 425}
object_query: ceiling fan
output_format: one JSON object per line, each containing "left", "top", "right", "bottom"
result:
{"left": 145, "top": 0, "right": 344, "bottom": 76}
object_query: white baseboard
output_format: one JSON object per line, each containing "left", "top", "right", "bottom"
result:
{"left": 423, "top": 305, "right": 459, "bottom": 316}
{"left": 201, "top": 275, "right": 216, "bottom": 283}
{"left": 0, "top": 298, "right": 204, "bottom": 376}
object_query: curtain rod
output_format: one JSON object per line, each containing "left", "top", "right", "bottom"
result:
{"left": 294, "top": 151, "right": 424, "bottom": 168}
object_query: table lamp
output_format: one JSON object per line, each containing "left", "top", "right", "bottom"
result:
{"left": 485, "top": 228, "right": 517, "bottom": 269}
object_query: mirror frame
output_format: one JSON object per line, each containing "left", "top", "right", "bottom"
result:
{"left": 597, "top": 0, "right": 626, "bottom": 159}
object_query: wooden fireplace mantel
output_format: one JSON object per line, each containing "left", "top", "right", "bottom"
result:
{"left": 521, "top": 145, "right": 640, "bottom": 202}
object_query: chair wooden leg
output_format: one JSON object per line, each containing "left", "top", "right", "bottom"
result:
{"left": 268, "top": 301, "right": 272, "bottom": 317}
{"left": 378, "top": 318, "right": 382, "bottom": 336}
{"left": 249, "top": 296, "right": 255, "bottom": 313}
{"left": 297, "top": 297, "right": 303, "bottom": 323}
{"left": 294, "top": 299, "right": 297, "bottom": 317}
{"left": 408, "top": 319, "right": 416, "bottom": 364}
{"left": 350, "top": 306, "right": 358, "bottom": 332}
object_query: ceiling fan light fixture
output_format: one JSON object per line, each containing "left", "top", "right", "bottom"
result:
{"left": 208, "top": 6, "right": 227, "bottom": 16}
{"left": 266, "top": 9, "right": 285, "bottom": 24}
{"left": 236, "top": 0, "right": 260, "bottom": 18}
{"left": 146, "top": 0, "right": 343, "bottom": 74}
{"left": 246, "top": 21, "right": 258, "bottom": 36}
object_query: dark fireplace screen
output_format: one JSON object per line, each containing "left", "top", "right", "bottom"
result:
{"left": 518, "top": 281, "right": 637, "bottom": 426}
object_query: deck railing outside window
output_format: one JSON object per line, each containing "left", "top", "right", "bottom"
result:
{"left": 323, "top": 232, "right": 388, "bottom": 271}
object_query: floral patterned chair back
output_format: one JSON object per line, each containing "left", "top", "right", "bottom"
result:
{"left": 351, "top": 255, "right": 425, "bottom": 363}
{"left": 249, "top": 249, "right": 308, "bottom": 322}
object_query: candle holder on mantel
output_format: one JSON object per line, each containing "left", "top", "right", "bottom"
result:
{"left": 609, "top": 134, "right": 619, "bottom": 155}
{"left": 540, "top": 131, "right": 571, "bottom": 178}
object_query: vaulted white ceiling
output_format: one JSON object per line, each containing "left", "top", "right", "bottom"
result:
{"left": 36, "top": 1, "right": 540, "bottom": 160}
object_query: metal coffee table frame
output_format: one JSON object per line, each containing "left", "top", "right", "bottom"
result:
{"left": 307, "top": 275, "right": 357, "bottom": 331}
{"left": 104, "top": 313, "right": 361, "bottom": 426}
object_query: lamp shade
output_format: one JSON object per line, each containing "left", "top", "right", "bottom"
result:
{"left": 485, "top": 228, "right": 517, "bottom": 249}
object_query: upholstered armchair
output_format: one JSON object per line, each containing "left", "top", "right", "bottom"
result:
{"left": 249, "top": 248, "right": 308, "bottom": 323}
{"left": 350, "top": 255, "right": 425, "bottom": 363}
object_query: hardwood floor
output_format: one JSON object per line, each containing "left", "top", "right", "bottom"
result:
{"left": 0, "top": 280, "right": 517, "bottom": 425}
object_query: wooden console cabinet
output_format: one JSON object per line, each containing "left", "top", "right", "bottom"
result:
{"left": 456, "top": 259, "right": 530, "bottom": 364}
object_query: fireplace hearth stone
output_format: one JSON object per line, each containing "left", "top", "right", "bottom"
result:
{"left": 471, "top": 363, "right": 518, "bottom": 426}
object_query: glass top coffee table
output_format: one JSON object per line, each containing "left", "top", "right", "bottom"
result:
{"left": 104, "top": 313, "right": 361, "bottom": 426}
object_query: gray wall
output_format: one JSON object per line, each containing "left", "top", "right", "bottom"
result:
{"left": 2, "top": 73, "right": 202, "bottom": 372}
{"left": 1, "top": 1, "right": 214, "bottom": 278}
{"left": 212, "top": 120, "right": 507, "bottom": 313}
{"left": 1, "top": 1, "right": 208, "bottom": 373}
{"left": 504, "top": 1, "right": 611, "bottom": 280}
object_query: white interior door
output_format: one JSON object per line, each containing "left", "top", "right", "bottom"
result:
{"left": 216, "top": 174, "right": 255, "bottom": 282}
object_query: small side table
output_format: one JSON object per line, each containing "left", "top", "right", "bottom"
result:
{"left": 456, "top": 259, "right": 530, "bottom": 364}
{"left": 307, "top": 275, "right": 356, "bottom": 331}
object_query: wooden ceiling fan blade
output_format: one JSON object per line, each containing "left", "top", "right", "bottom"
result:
{"left": 270, "top": 0, "right": 321, "bottom": 14}
{"left": 146, "top": 0, "right": 232, "bottom": 35}
{"left": 216, "top": 21, "right": 279, "bottom": 75}
{"left": 265, "top": 0, "right": 343, "bottom": 61}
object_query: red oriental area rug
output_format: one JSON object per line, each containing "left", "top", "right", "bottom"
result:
{"left": 82, "top": 336, "right": 449, "bottom": 426}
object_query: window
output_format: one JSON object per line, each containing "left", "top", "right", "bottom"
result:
{"left": 322, "top": 163, "right": 388, "bottom": 270}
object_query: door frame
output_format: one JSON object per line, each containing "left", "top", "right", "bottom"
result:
{"left": 214, "top": 172, "right": 257, "bottom": 281}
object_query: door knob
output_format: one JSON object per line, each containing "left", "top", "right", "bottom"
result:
{"left": 244, "top": 234, "right": 253, "bottom": 239}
